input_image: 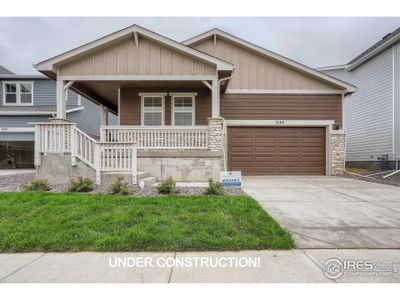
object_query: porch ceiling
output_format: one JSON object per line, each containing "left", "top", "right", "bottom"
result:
{"left": 74, "top": 80, "right": 211, "bottom": 109}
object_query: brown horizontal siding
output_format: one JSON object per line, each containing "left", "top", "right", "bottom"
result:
{"left": 119, "top": 87, "right": 211, "bottom": 126}
{"left": 120, "top": 88, "right": 141, "bottom": 125}
{"left": 221, "top": 94, "right": 342, "bottom": 126}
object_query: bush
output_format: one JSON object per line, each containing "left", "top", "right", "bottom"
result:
{"left": 22, "top": 179, "right": 50, "bottom": 192}
{"left": 110, "top": 176, "right": 130, "bottom": 195}
{"left": 157, "top": 176, "right": 176, "bottom": 194}
{"left": 68, "top": 177, "right": 93, "bottom": 193}
{"left": 205, "top": 178, "right": 224, "bottom": 195}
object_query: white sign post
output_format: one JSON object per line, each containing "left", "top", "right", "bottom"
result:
{"left": 220, "top": 171, "right": 242, "bottom": 187}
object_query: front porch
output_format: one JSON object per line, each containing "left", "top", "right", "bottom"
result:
{"left": 33, "top": 116, "right": 226, "bottom": 185}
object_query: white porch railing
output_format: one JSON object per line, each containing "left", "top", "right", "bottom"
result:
{"left": 100, "top": 126, "right": 209, "bottom": 149}
{"left": 99, "top": 143, "right": 137, "bottom": 173}
{"left": 34, "top": 123, "right": 137, "bottom": 184}
{"left": 73, "top": 127, "right": 97, "bottom": 168}
{"left": 35, "top": 122, "right": 74, "bottom": 155}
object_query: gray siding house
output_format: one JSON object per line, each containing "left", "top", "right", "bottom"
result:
{"left": 0, "top": 67, "right": 116, "bottom": 168}
{"left": 319, "top": 27, "right": 400, "bottom": 168}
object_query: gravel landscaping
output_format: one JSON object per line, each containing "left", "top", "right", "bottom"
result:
{"left": 0, "top": 173, "right": 245, "bottom": 195}
{"left": 342, "top": 170, "right": 400, "bottom": 187}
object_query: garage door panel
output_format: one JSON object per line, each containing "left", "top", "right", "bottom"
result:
{"left": 228, "top": 126, "right": 325, "bottom": 175}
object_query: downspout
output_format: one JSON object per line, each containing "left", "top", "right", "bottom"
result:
{"left": 218, "top": 76, "right": 232, "bottom": 172}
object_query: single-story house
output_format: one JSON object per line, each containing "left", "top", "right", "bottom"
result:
{"left": 0, "top": 66, "right": 117, "bottom": 168}
{"left": 318, "top": 26, "right": 400, "bottom": 169}
{"left": 32, "top": 24, "right": 355, "bottom": 184}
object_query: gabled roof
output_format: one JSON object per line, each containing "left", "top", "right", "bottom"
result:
{"left": 345, "top": 26, "right": 400, "bottom": 71}
{"left": 183, "top": 28, "right": 356, "bottom": 93}
{"left": 0, "top": 65, "right": 14, "bottom": 75}
{"left": 35, "top": 25, "right": 234, "bottom": 75}
{"left": 318, "top": 26, "right": 400, "bottom": 72}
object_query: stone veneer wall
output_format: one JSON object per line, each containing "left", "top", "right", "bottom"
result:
{"left": 330, "top": 130, "right": 346, "bottom": 175}
{"left": 208, "top": 117, "right": 224, "bottom": 151}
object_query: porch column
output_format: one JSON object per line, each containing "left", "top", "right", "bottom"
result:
{"left": 100, "top": 104, "right": 109, "bottom": 126}
{"left": 211, "top": 79, "right": 220, "bottom": 118}
{"left": 56, "top": 79, "right": 66, "bottom": 119}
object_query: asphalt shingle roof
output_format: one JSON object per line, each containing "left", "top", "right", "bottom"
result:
{"left": 0, "top": 65, "right": 14, "bottom": 75}
{"left": 348, "top": 26, "right": 400, "bottom": 65}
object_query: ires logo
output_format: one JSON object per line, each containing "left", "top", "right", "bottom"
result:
{"left": 323, "top": 258, "right": 399, "bottom": 280}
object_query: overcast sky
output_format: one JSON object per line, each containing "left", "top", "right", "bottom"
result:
{"left": 1, "top": 17, "right": 400, "bottom": 74}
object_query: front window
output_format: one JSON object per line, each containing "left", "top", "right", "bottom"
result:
{"left": 142, "top": 95, "right": 164, "bottom": 126}
{"left": 3, "top": 82, "right": 33, "bottom": 105}
{"left": 171, "top": 93, "right": 196, "bottom": 126}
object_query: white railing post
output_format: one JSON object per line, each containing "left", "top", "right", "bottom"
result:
{"left": 132, "top": 143, "right": 137, "bottom": 185}
{"left": 70, "top": 126, "right": 77, "bottom": 166}
{"left": 94, "top": 143, "right": 101, "bottom": 184}
{"left": 34, "top": 124, "right": 41, "bottom": 166}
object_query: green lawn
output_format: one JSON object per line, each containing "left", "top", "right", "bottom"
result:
{"left": 0, "top": 192, "right": 293, "bottom": 252}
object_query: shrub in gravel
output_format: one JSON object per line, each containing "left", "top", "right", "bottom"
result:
{"left": 110, "top": 176, "right": 130, "bottom": 195}
{"left": 205, "top": 178, "right": 224, "bottom": 195}
{"left": 68, "top": 177, "right": 93, "bottom": 193}
{"left": 22, "top": 179, "right": 50, "bottom": 192}
{"left": 157, "top": 176, "right": 176, "bottom": 194}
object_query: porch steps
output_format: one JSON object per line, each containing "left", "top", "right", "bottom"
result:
{"left": 101, "top": 171, "right": 156, "bottom": 187}
{"left": 138, "top": 176, "right": 157, "bottom": 188}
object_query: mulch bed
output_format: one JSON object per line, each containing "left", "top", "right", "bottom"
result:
{"left": 0, "top": 173, "right": 245, "bottom": 196}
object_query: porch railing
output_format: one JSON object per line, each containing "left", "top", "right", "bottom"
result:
{"left": 35, "top": 122, "right": 74, "bottom": 155}
{"left": 34, "top": 123, "right": 137, "bottom": 184}
{"left": 100, "top": 126, "right": 209, "bottom": 149}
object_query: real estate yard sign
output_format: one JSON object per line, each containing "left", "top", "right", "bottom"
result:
{"left": 220, "top": 171, "right": 242, "bottom": 187}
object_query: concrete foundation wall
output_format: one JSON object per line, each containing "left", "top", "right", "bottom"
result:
{"left": 36, "top": 151, "right": 224, "bottom": 184}
{"left": 138, "top": 151, "right": 223, "bottom": 181}
{"left": 346, "top": 160, "right": 399, "bottom": 170}
{"left": 36, "top": 154, "right": 96, "bottom": 184}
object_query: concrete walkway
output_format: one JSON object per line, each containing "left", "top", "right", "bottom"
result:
{"left": 0, "top": 250, "right": 399, "bottom": 283}
{"left": 243, "top": 176, "right": 400, "bottom": 249}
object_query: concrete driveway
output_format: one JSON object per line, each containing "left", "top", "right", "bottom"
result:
{"left": 243, "top": 176, "right": 400, "bottom": 249}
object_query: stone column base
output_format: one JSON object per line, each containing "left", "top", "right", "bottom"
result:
{"left": 330, "top": 130, "right": 346, "bottom": 175}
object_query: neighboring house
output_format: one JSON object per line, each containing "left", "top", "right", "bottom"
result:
{"left": 318, "top": 27, "right": 400, "bottom": 169}
{"left": 0, "top": 67, "right": 117, "bottom": 168}
{"left": 32, "top": 25, "right": 355, "bottom": 184}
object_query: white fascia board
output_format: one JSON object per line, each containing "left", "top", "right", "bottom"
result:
{"left": 347, "top": 34, "right": 400, "bottom": 71}
{"left": 58, "top": 75, "right": 217, "bottom": 81}
{"left": 0, "top": 127, "right": 35, "bottom": 133}
{"left": 0, "top": 111, "right": 54, "bottom": 116}
{"left": 0, "top": 75, "right": 47, "bottom": 79}
{"left": 0, "top": 106, "right": 83, "bottom": 116}
{"left": 35, "top": 25, "right": 234, "bottom": 73}
{"left": 225, "top": 89, "right": 344, "bottom": 94}
{"left": 315, "top": 65, "right": 348, "bottom": 71}
{"left": 184, "top": 29, "right": 356, "bottom": 93}
{"left": 66, "top": 106, "right": 84, "bottom": 113}
{"left": 225, "top": 120, "right": 335, "bottom": 127}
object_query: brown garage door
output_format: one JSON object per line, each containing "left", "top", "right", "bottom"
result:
{"left": 228, "top": 127, "right": 326, "bottom": 175}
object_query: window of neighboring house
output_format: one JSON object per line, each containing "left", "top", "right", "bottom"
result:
{"left": 3, "top": 82, "right": 33, "bottom": 106}
{"left": 140, "top": 93, "right": 166, "bottom": 126}
{"left": 171, "top": 93, "right": 196, "bottom": 126}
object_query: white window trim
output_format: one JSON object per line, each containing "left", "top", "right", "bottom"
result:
{"left": 2, "top": 81, "right": 34, "bottom": 106}
{"left": 140, "top": 93, "right": 166, "bottom": 126}
{"left": 170, "top": 93, "right": 197, "bottom": 126}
